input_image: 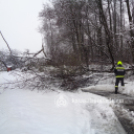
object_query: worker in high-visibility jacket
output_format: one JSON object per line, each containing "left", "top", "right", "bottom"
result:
{"left": 114, "top": 61, "right": 125, "bottom": 94}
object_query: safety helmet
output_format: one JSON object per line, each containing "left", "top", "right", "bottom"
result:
{"left": 117, "top": 61, "right": 122, "bottom": 65}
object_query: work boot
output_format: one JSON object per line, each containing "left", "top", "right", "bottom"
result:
{"left": 115, "top": 88, "right": 118, "bottom": 94}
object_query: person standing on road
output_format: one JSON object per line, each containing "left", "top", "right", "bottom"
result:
{"left": 114, "top": 61, "right": 125, "bottom": 94}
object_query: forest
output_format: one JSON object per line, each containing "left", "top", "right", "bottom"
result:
{"left": 39, "top": 0, "right": 134, "bottom": 69}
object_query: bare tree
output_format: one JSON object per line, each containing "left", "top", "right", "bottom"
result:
{"left": 0, "top": 31, "right": 12, "bottom": 55}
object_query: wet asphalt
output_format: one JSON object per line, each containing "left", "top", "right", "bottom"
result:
{"left": 82, "top": 89, "right": 134, "bottom": 134}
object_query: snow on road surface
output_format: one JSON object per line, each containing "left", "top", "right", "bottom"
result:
{"left": 82, "top": 83, "right": 134, "bottom": 97}
{"left": 0, "top": 89, "right": 126, "bottom": 134}
{"left": 0, "top": 71, "right": 126, "bottom": 134}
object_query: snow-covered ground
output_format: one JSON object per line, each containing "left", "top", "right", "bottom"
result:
{"left": 82, "top": 81, "right": 134, "bottom": 96}
{"left": 82, "top": 70, "right": 134, "bottom": 96}
{"left": 0, "top": 71, "right": 128, "bottom": 134}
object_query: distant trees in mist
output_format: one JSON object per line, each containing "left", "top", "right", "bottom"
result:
{"left": 39, "top": 0, "right": 134, "bottom": 68}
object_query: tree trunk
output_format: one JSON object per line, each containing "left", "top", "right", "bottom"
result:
{"left": 97, "top": 0, "right": 115, "bottom": 69}
{"left": 120, "top": 0, "right": 123, "bottom": 58}
{"left": 126, "top": 0, "right": 134, "bottom": 63}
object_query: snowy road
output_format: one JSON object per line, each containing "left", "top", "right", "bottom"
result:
{"left": 0, "top": 71, "right": 127, "bottom": 134}
{"left": 0, "top": 89, "right": 92, "bottom": 134}
{"left": 0, "top": 89, "right": 126, "bottom": 134}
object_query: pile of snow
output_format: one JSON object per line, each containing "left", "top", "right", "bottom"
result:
{"left": 0, "top": 71, "right": 17, "bottom": 84}
{"left": 82, "top": 84, "right": 114, "bottom": 92}
{"left": 122, "top": 82, "right": 134, "bottom": 96}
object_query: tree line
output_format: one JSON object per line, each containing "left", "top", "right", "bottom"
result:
{"left": 39, "top": 0, "right": 134, "bottom": 69}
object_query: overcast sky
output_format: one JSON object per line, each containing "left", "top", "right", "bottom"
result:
{"left": 0, "top": 0, "right": 50, "bottom": 53}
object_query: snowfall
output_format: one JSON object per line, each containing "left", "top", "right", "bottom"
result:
{"left": 0, "top": 69, "right": 134, "bottom": 134}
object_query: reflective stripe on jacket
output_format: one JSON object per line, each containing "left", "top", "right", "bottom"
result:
{"left": 114, "top": 65, "right": 125, "bottom": 78}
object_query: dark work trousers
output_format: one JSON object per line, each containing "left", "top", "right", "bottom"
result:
{"left": 115, "top": 78, "right": 124, "bottom": 93}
